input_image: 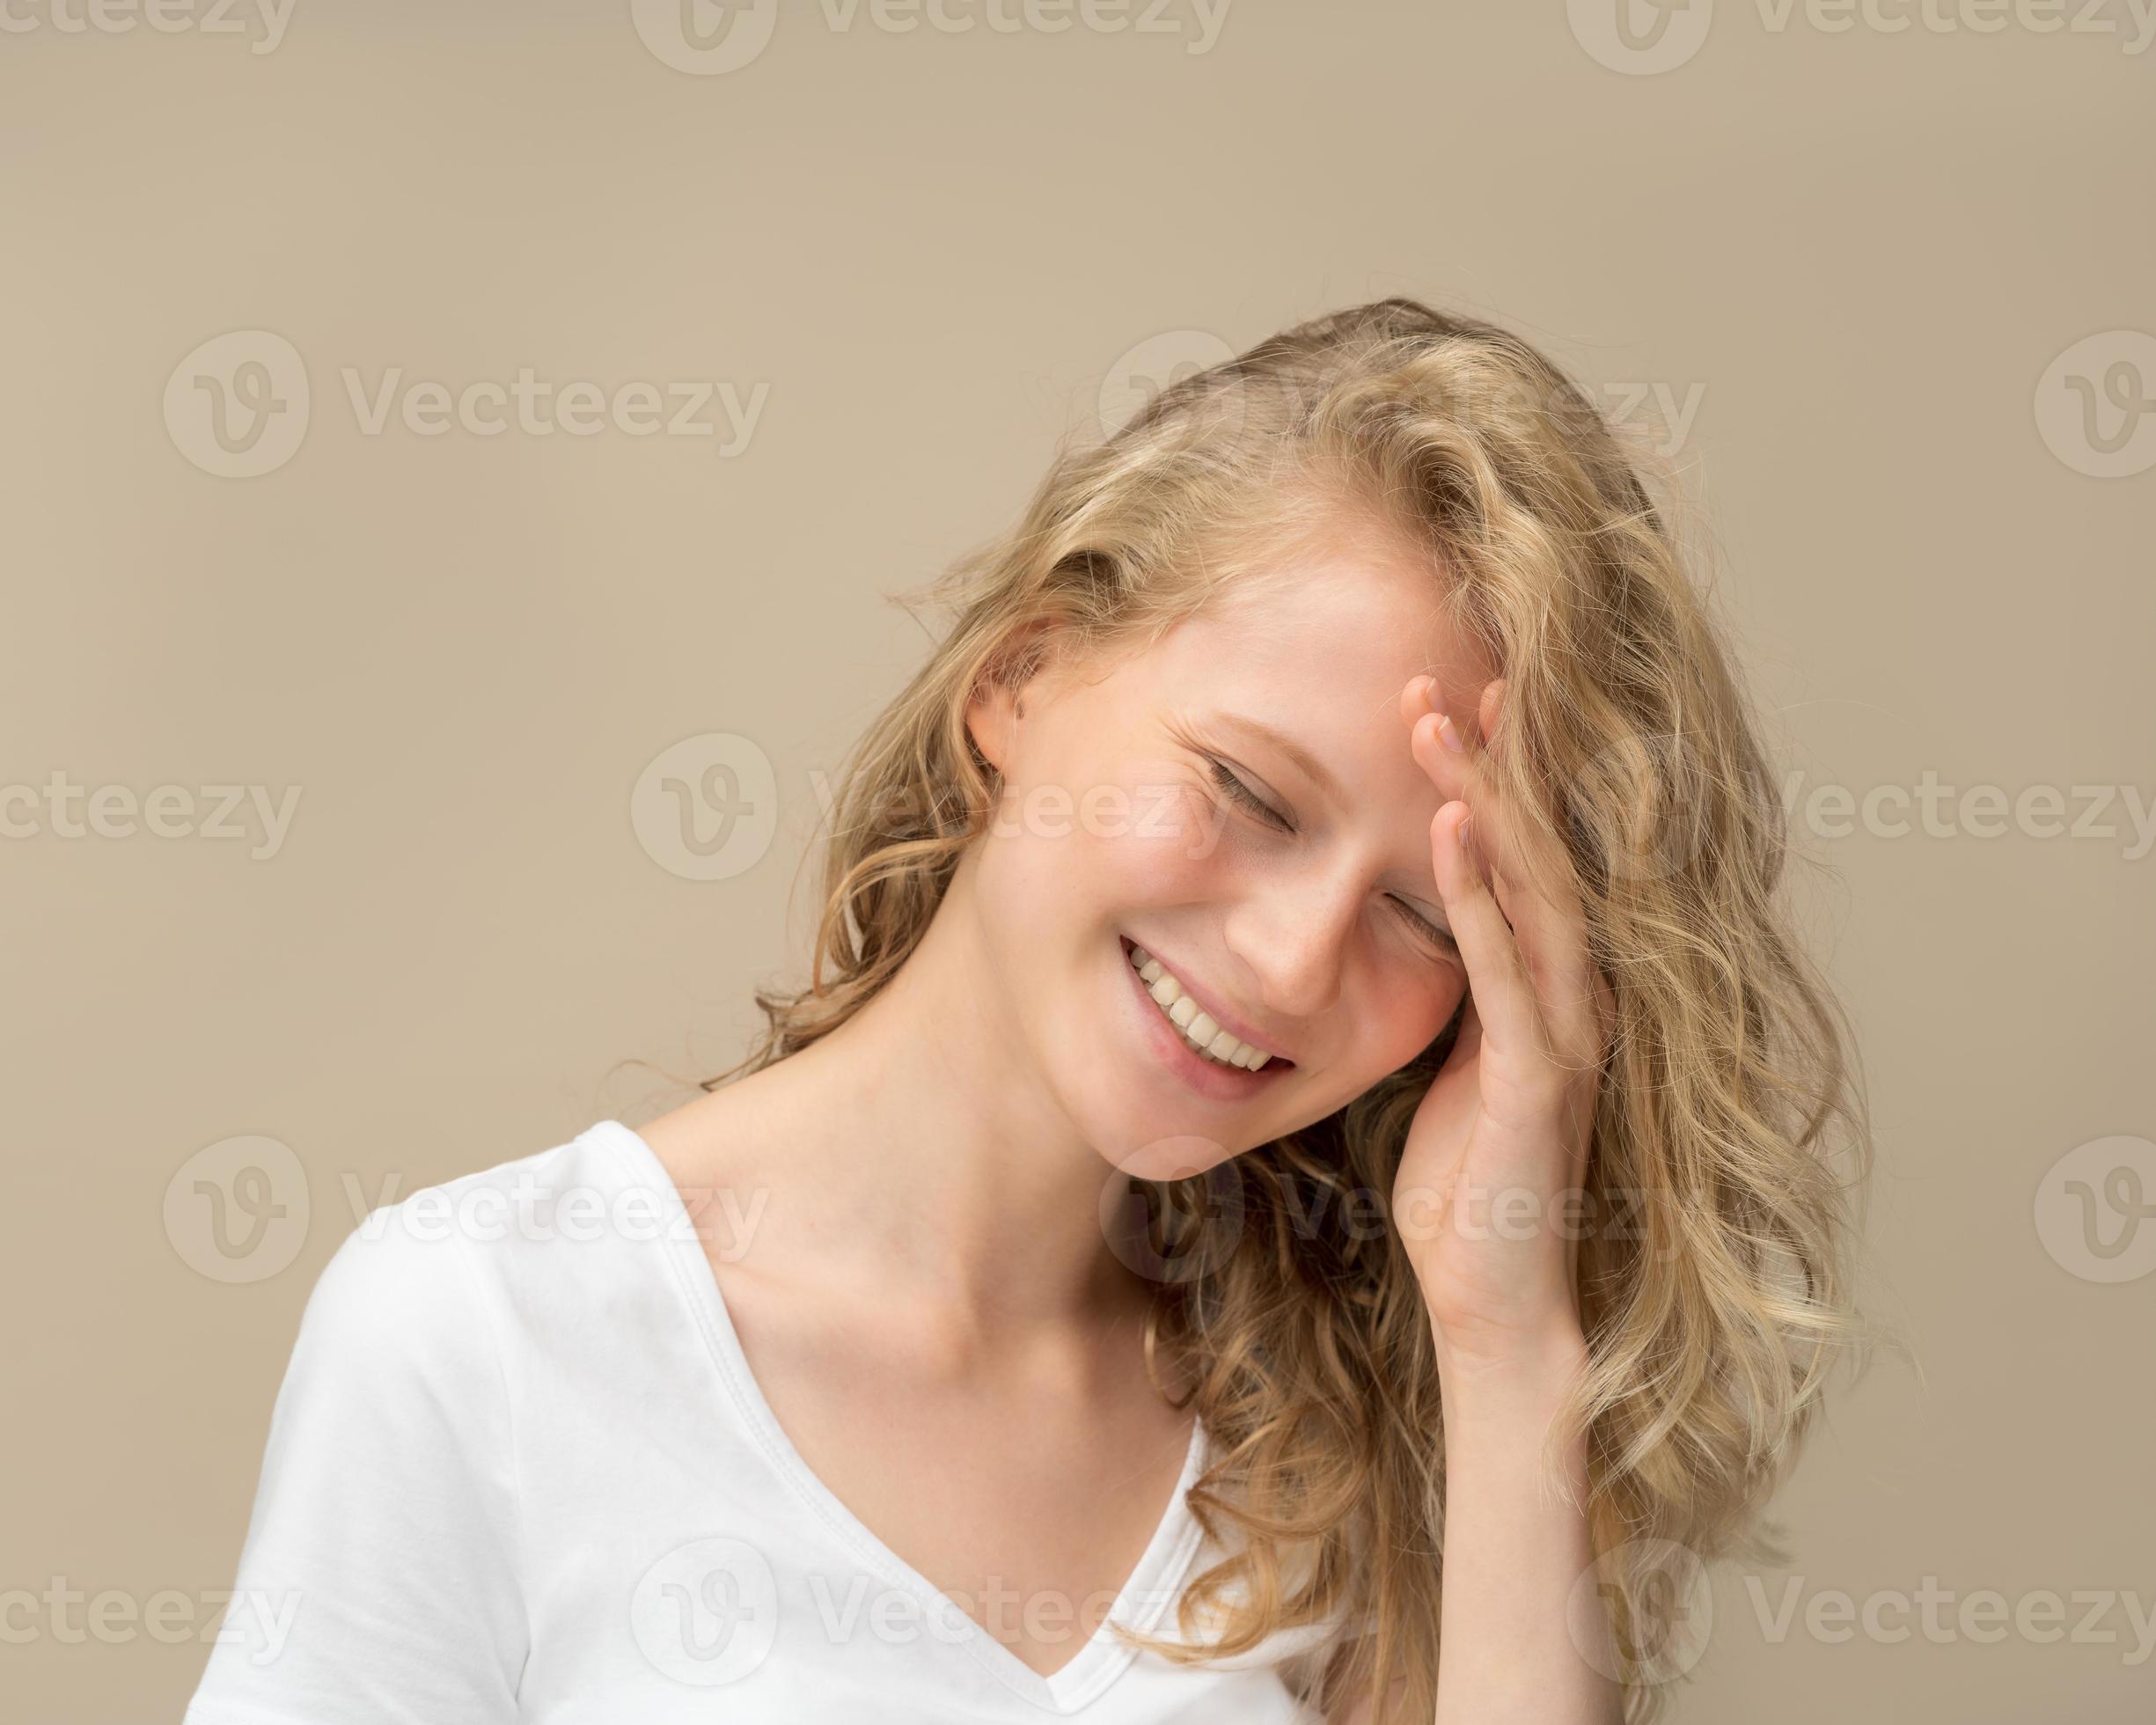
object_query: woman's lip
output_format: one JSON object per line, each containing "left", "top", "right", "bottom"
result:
{"left": 1119, "top": 935, "right": 1294, "bottom": 1067}
{"left": 1118, "top": 936, "right": 1293, "bottom": 1098}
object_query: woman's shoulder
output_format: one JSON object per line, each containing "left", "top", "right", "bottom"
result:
{"left": 304, "top": 1118, "right": 664, "bottom": 1358}
{"left": 350, "top": 1114, "right": 656, "bottom": 1233}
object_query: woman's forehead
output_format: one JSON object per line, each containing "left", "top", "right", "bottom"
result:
{"left": 1140, "top": 550, "right": 1490, "bottom": 708}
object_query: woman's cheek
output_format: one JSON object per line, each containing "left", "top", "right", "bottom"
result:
{"left": 974, "top": 777, "right": 1104, "bottom": 912}
{"left": 1386, "top": 962, "right": 1466, "bottom": 1068}
{"left": 1104, "top": 776, "right": 1228, "bottom": 899}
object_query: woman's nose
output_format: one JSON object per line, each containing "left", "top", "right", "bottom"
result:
{"left": 1221, "top": 867, "right": 1357, "bottom": 1024}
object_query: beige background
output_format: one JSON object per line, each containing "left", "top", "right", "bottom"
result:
{"left": 3, "top": 2, "right": 2151, "bottom": 1720}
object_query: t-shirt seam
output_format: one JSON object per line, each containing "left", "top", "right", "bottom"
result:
{"left": 598, "top": 1123, "right": 1095, "bottom": 1711}
{"left": 596, "top": 1119, "right": 1216, "bottom": 1718}
{"left": 611, "top": 1132, "right": 964, "bottom": 1622}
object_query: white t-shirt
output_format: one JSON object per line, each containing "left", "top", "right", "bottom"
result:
{"left": 185, "top": 1119, "right": 1334, "bottom": 1723}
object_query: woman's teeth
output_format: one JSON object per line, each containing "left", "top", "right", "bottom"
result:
{"left": 1127, "top": 943, "right": 1273, "bottom": 1071}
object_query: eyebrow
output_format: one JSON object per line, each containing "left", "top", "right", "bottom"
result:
{"left": 1211, "top": 710, "right": 1346, "bottom": 807}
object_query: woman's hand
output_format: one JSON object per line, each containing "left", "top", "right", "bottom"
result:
{"left": 1393, "top": 674, "right": 1615, "bottom": 1376}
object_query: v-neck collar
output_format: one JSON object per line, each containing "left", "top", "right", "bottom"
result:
{"left": 594, "top": 1118, "right": 1212, "bottom": 1714}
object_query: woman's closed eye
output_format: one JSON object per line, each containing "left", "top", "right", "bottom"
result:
{"left": 1390, "top": 895, "right": 1459, "bottom": 958}
{"left": 1207, "top": 753, "right": 1460, "bottom": 962}
{"left": 1206, "top": 756, "right": 1294, "bottom": 832}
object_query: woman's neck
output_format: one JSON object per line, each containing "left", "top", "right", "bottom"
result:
{"left": 672, "top": 863, "right": 1148, "bottom": 1348}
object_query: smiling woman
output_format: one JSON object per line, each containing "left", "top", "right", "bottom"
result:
{"left": 187, "top": 299, "right": 1866, "bottom": 1725}
{"left": 650, "top": 300, "right": 1867, "bottom": 1721}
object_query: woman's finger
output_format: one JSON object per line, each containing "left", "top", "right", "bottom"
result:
{"left": 1411, "top": 679, "right": 1605, "bottom": 1074}
{"left": 1428, "top": 798, "right": 1542, "bottom": 1065}
{"left": 1478, "top": 690, "right": 1609, "bottom": 1075}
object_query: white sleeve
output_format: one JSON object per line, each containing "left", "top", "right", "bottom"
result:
{"left": 184, "top": 1209, "right": 529, "bottom": 1723}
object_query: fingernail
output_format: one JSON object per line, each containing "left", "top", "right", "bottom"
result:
{"left": 1438, "top": 714, "right": 1466, "bottom": 753}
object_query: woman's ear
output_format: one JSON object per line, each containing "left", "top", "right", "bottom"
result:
{"left": 964, "top": 669, "right": 1023, "bottom": 775}
{"left": 964, "top": 622, "right": 1057, "bottom": 775}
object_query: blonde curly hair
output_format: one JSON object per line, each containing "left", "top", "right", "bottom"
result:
{"left": 696, "top": 298, "right": 1870, "bottom": 1723}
